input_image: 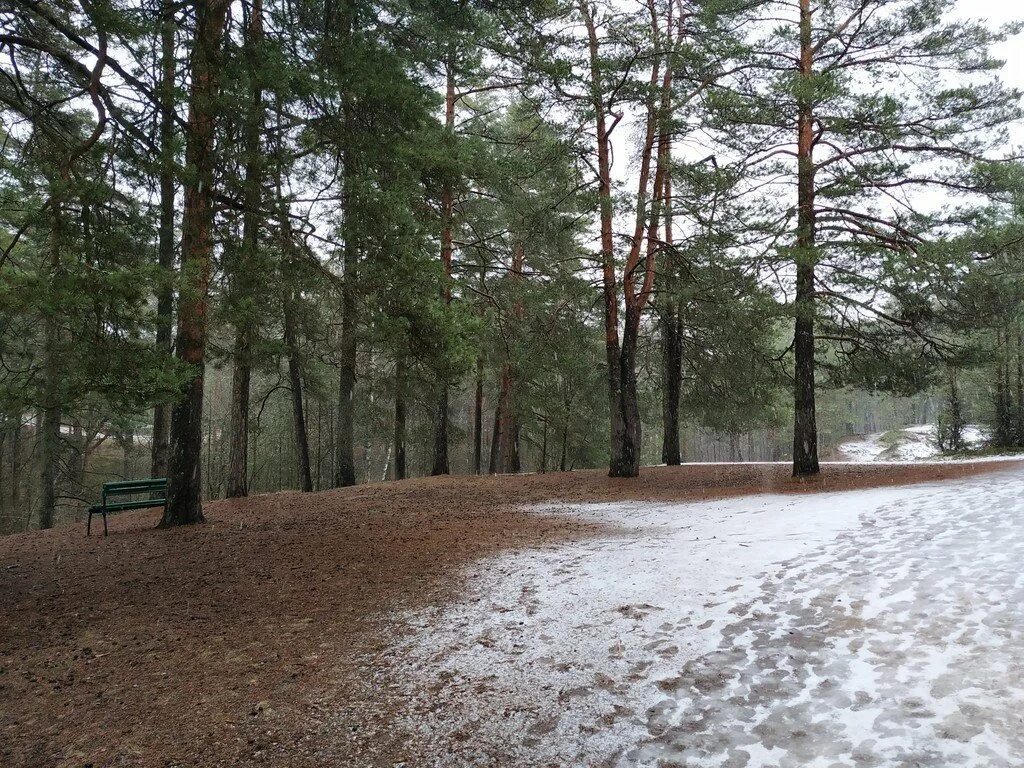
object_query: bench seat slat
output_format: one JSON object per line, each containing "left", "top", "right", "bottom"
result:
{"left": 103, "top": 481, "right": 166, "bottom": 493}
{"left": 104, "top": 488, "right": 166, "bottom": 499}
{"left": 103, "top": 478, "right": 167, "bottom": 492}
{"left": 97, "top": 498, "right": 166, "bottom": 512}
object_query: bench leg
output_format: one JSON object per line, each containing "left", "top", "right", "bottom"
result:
{"left": 87, "top": 511, "right": 92, "bottom": 536}
{"left": 103, "top": 510, "right": 108, "bottom": 537}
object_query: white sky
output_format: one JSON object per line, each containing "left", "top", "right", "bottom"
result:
{"left": 606, "top": 0, "right": 1024, "bottom": 201}
{"left": 957, "top": 0, "right": 1024, "bottom": 141}
{"left": 597, "top": 1, "right": 1024, "bottom": 299}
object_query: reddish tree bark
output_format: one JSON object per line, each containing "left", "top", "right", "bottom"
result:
{"left": 581, "top": 0, "right": 672, "bottom": 478}
{"left": 161, "top": 0, "right": 231, "bottom": 527}
{"left": 431, "top": 61, "right": 457, "bottom": 476}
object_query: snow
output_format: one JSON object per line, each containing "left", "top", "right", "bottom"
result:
{"left": 837, "top": 424, "right": 989, "bottom": 462}
{"left": 381, "top": 469, "right": 1024, "bottom": 766}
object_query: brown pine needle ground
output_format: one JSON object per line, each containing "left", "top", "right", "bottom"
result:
{"left": 1, "top": 459, "right": 1019, "bottom": 767}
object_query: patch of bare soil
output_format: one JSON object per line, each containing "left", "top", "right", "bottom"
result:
{"left": 0, "top": 460, "right": 1018, "bottom": 767}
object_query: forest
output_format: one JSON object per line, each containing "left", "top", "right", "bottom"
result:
{"left": 2, "top": 0, "right": 1023, "bottom": 532}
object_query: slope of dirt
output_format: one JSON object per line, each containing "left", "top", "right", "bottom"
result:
{"left": 0, "top": 460, "right": 1019, "bottom": 767}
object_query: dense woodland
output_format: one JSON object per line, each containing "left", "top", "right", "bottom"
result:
{"left": 1, "top": 0, "right": 1023, "bottom": 531}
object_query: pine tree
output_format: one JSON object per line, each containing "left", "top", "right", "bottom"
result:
{"left": 1, "top": 2, "right": 184, "bottom": 528}
{"left": 715, "top": 0, "right": 1022, "bottom": 476}
{"left": 161, "top": 0, "right": 233, "bottom": 526}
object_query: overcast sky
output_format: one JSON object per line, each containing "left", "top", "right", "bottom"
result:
{"left": 960, "top": 0, "right": 1024, "bottom": 142}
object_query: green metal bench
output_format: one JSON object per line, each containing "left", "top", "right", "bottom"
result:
{"left": 87, "top": 478, "right": 168, "bottom": 536}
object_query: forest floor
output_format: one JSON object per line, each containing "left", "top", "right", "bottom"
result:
{"left": 1, "top": 459, "right": 1022, "bottom": 767}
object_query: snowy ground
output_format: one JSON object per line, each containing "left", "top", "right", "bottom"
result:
{"left": 385, "top": 470, "right": 1024, "bottom": 767}
{"left": 837, "top": 424, "right": 988, "bottom": 462}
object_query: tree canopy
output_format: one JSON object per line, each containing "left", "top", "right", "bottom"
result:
{"left": 1, "top": 0, "right": 1021, "bottom": 529}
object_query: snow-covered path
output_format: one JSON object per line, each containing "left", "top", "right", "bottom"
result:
{"left": 632, "top": 477, "right": 1024, "bottom": 767}
{"left": 386, "top": 471, "right": 1024, "bottom": 767}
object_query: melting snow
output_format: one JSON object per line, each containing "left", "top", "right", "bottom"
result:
{"left": 837, "top": 424, "right": 988, "bottom": 462}
{"left": 382, "top": 470, "right": 1024, "bottom": 767}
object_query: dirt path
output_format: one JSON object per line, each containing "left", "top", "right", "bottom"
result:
{"left": 0, "top": 460, "right": 1019, "bottom": 767}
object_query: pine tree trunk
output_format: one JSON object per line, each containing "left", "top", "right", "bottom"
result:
{"left": 559, "top": 388, "right": 570, "bottom": 472}
{"left": 225, "top": 337, "right": 250, "bottom": 497}
{"left": 582, "top": 0, "right": 666, "bottom": 479}
{"left": 510, "top": 422, "right": 521, "bottom": 472}
{"left": 491, "top": 362, "right": 519, "bottom": 473}
{"left": 608, "top": 367, "right": 641, "bottom": 477}
{"left": 661, "top": 310, "right": 682, "bottom": 465}
{"left": 492, "top": 242, "right": 525, "bottom": 474}
{"left": 608, "top": 126, "right": 667, "bottom": 478}
{"left": 472, "top": 355, "right": 483, "bottom": 474}
{"left": 559, "top": 420, "right": 569, "bottom": 471}
{"left": 10, "top": 413, "right": 21, "bottom": 509}
{"left": 0, "top": 427, "right": 5, "bottom": 523}
{"left": 321, "top": 0, "right": 358, "bottom": 488}
{"left": 791, "top": 0, "right": 820, "bottom": 478}
{"left": 994, "top": 330, "right": 1013, "bottom": 446}
{"left": 792, "top": 261, "right": 819, "bottom": 475}
{"left": 327, "top": 399, "right": 335, "bottom": 484}
{"left": 540, "top": 419, "right": 548, "bottom": 473}
{"left": 335, "top": 242, "right": 358, "bottom": 487}
{"left": 610, "top": 305, "right": 644, "bottom": 477}
{"left": 276, "top": 429, "right": 283, "bottom": 490}
{"left": 333, "top": 266, "right": 357, "bottom": 486}
{"left": 584, "top": 4, "right": 633, "bottom": 478}
{"left": 162, "top": 0, "right": 231, "bottom": 527}
{"left": 39, "top": 194, "right": 65, "bottom": 530}
{"left": 225, "top": 0, "right": 266, "bottom": 498}
{"left": 287, "top": 359, "right": 313, "bottom": 493}
{"left": 431, "top": 63, "right": 456, "bottom": 477}
{"left": 394, "top": 353, "right": 407, "bottom": 481}
{"left": 284, "top": 294, "right": 313, "bottom": 491}
{"left": 362, "top": 379, "right": 373, "bottom": 481}
{"left": 488, "top": 403, "right": 500, "bottom": 475}
{"left": 151, "top": 0, "right": 176, "bottom": 480}
{"left": 658, "top": 146, "right": 681, "bottom": 466}
{"left": 204, "top": 384, "right": 214, "bottom": 498}
{"left": 1011, "top": 329, "right": 1019, "bottom": 444}
{"left": 315, "top": 398, "right": 323, "bottom": 490}
{"left": 333, "top": 89, "right": 358, "bottom": 487}
{"left": 38, "top": 403, "right": 60, "bottom": 530}
{"left": 431, "top": 387, "right": 450, "bottom": 475}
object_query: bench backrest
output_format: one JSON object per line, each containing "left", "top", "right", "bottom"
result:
{"left": 103, "top": 478, "right": 168, "bottom": 501}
